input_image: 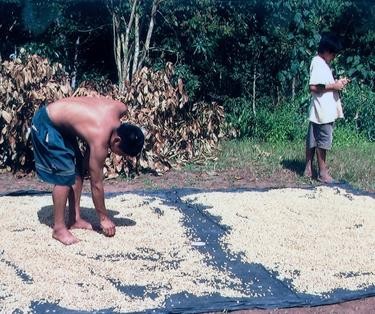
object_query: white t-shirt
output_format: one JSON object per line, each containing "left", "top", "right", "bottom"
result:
{"left": 308, "top": 55, "right": 344, "bottom": 124}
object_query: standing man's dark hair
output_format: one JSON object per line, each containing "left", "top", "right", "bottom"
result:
{"left": 318, "top": 32, "right": 343, "bottom": 54}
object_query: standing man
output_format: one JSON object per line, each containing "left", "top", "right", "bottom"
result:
{"left": 304, "top": 33, "right": 349, "bottom": 183}
{"left": 31, "top": 96, "right": 144, "bottom": 245}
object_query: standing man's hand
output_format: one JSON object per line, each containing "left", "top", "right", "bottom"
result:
{"left": 333, "top": 80, "right": 346, "bottom": 90}
{"left": 335, "top": 77, "right": 350, "bottom": 90}
{"left": 100, "top": 215, "right": 116, "bottom": 237}
{"left": 340, "top": 77, "right": 350, "bottom": 86}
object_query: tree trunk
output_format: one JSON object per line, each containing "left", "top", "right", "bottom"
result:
{"left": 111, "top": 0, "right": 138, "bottom": 91}
{"left": 292, "top": 77, "right": 296, "bottom": 101}
{"left": 112, "top": 12, "right": 123, "bottom": 90}
{"left": 132, "top": 12, "right": 140, "bottom": 77}
{"left": 123, "top": 0, "right": 138, "bottom": 83}
{"left": 138, "top": 0, "right": 160, "bottom": 71}
{"left": 71, "top": 36, "right": 80, "bottom": 90}
{"left": 110, "top": 0, "right": 160, "bottom": 90}
{"left": 252, "top": 64, "right": 257, "bottom": 116}
{"left": 276, "top": 85, "right": 280, "bottom": 106}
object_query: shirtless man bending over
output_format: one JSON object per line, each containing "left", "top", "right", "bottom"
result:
{"left": 31, "top": 96, "right": 144, "bottom": 245}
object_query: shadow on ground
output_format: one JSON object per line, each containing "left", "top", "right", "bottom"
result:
{"left": 281, "top": 159, "right": 306, "bottom": 177}
{"left": 37, "top": 205, "right": 136, "bottom": 231}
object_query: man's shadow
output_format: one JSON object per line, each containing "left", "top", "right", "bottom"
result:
{"left": 281, "top": 159, "right": 307, "bottom": 177}
{"left": 38, "top": 206, "right": 136, "bottom": 232}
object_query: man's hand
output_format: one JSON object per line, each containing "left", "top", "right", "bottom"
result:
{"left": 334, "top": 77, "right": 350, "bottom": 90}
{"left": 100, "top": 215, "right": 116, "bottom": 237}
{"left": 321, "top": 78, "right": 348, "bottom": 91}
{"left": 340, "top": 77, "right": 350, "bottom": 86}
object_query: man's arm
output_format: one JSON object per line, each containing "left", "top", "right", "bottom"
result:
{"left": 310, "top": 78, "right": 350, "bottom": 93}
{"left": 89, "top": 144, "right": 116, "bottom": 237}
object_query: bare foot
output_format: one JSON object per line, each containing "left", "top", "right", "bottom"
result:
{"left": 303, "top": 167, "right": 313, "bottom": 178}
{"left": 317, "top": 174, "right": 336, "bottom": 184}
{"left": 70, "top": 218, "right": 93, "bottom": 230}
{"left": 52, "top": 228, "right": 79, "bottom": 245}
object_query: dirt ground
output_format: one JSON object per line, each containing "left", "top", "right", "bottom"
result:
{"left": 1, "top": 169, "right": 375, "bottom": 314}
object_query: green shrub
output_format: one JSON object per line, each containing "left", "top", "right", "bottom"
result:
{"left": 341, "top": 82, "right": 375, "bottom": 141}
{"left": 252, "top": 93, "right": 309, "bottom": 143}
{"left": 223, "top": 94, "right": 310, "bottom": 141}
{"left": 223, "top": 97, "right": 255, "bottom": 137}
{"left": 333, "top": 124, "right": 368, "bottom": 147}
{"left": 254, "top": 103, "right": 307, "bottom": 143}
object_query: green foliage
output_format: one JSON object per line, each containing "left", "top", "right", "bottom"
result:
{"left": 340, "top": 82, "right": 375, "bottom": 141}
{"left": 255, "top": 108, "right": 300, "bottom": 143}
{"left": 79, "top": 71, "right": 111, "bottom": 85}
{"left": 223, "top": 97, "right": 254, "bottom": 138}
{"left": 21, "top": 0, "right": 61, "bottom": 35}
{"left": 170, "top": 64, "right": 201, "bottom": 100}
{"left": 253, "top": 95, "right": 308, "bottom": 143}
{"left": 333, "top": 125, "right": 368, "bottom": 147}
{"left": 155, "top": 0, "right": 375, "bottom": 114}
{"left": 21, "top": 42, "right": 58, "bottom": 60}
{"left": 224, "top": 93, "right": 309, "bottom": 142}
{"left": 344, "top": 55, "right": 374, "bottom": 82}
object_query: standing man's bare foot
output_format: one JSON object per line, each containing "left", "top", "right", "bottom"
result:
{"left": 317, "top": 172, "right": 337, "bottom": 184}
{"left": 69, "top": 218, "right": 93, "bottom": 230}
{"left": 52, "top": 228, "right": 79, "bottom": 245}
{"left": 303, "top": 166, "right": 313, "bottom": 178}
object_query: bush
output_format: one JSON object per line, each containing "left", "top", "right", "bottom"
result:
{"left": 333, "top": 124, "right": 368, "bottom": 147}
{"left": 341, "top": 82, "right": 375, "bottom": 141}
{"left": 223, "top": 93, "right": 309, "bottom": 142}
{"left": 223, "top": 97, "right": 255, "bottom": 138}
{"left": 254, "top": 99, "right": 308, "bottom": 143}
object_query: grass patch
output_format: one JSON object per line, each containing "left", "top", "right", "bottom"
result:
{"left": 186, "top": 139, "right": 374, "bottom": 192}
{"left": 328, "top": 142, "right": 374, "bottom": 191}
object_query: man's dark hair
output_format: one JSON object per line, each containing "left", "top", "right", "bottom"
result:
{"left": 318, "top": 32, "right": 343, "bottom": 54}
{"left": 117, "top": 123, "right": 145, "bottom": 157}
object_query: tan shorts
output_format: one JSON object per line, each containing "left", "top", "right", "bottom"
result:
{"left": 306, "top": 122, "right": 334, "bottom": 150}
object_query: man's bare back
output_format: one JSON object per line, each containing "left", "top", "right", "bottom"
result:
{"left": 47, "top": 96, "right": 127, "bottom": 149}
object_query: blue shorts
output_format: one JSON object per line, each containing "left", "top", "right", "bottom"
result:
{"left": 31, "top": 106, "right": 83, "bottom": 186}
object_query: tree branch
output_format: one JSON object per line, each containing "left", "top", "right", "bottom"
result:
{"left": 132, "top": 11, "right": 140, "bottom": 76}
{"left": 138, "top": 0, "right": 160, "bottom": 70}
